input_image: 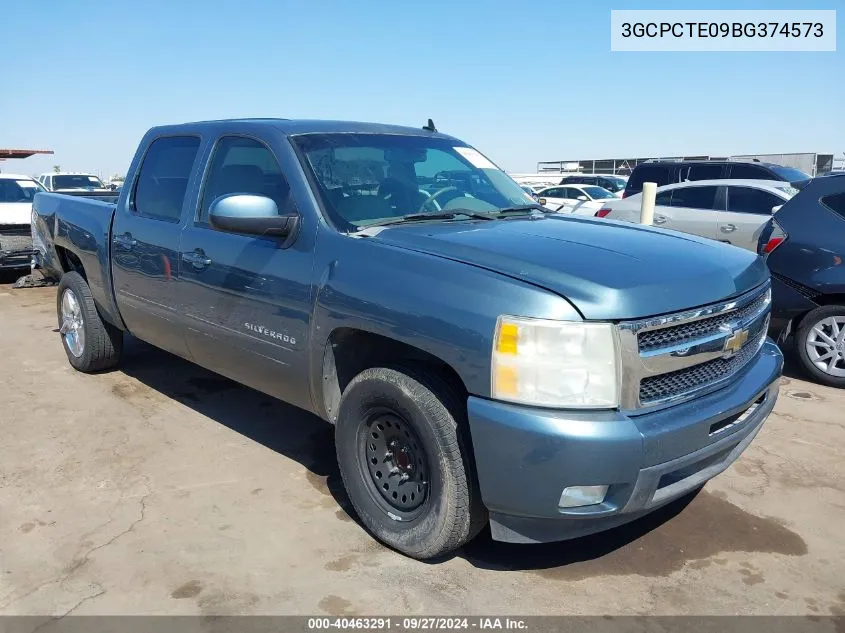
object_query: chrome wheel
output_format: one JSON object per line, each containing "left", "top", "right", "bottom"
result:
{"left": 60, "top": 288, "right": 85, "bottom": 358}
{"left": 805, "top": 315, "right": 845, "bottom": 377}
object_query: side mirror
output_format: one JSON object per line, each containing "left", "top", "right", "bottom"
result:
{"left": 538, "top": 197, "right": 547, "bottom": 205}
{"left": 577, "top": 195, "right": 589, "bottom": 202}
{"left": 771, "top": 204, "right": 783, "bottom": 214}
{"left": 209, "top": 194, "right": 298, "bottom": 240}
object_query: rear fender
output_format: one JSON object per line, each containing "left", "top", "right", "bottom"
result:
{"left": 36, "top": 192, "right": 126, "bottom": 330}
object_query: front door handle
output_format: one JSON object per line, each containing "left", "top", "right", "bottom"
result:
{"left": 653, "top": 215, "right": 667, "bottom": 225}
{"left": 720, "top": 224, "right": 737, "bottom": 233}
{"left": 182, "top": 250, "right": 212, "bottom": 270}
{"left": 113, "top": 233, "right": 137, "bottom": 250}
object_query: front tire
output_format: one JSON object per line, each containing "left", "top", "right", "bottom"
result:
{"left": 335, "top": 367, "right": 486, "bottom": 559}
{"left": 794, "top": 305, "right": 845, "bottom": 388}
{"left": 57, "top": 271, "right": 123, "bottom": 372}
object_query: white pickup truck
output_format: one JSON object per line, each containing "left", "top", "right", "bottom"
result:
{"left": 37, "top": 172, "right": 114, "bottom": 193}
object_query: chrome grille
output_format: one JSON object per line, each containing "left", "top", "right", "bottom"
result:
{"left": 617, "top": 281, "right": 772, "bottom": 412}
{"left": 639, "top": 319, "right": 767, "bottom": 405}
{"left": 638, "top": 290, "right": 769, "bottom": 352}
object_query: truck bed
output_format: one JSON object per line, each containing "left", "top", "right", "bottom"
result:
{"left": 32, "top": 191, "right": 121, "bottom": 326}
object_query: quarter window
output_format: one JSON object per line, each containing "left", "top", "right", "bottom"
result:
{"left": 729, "top": 163, "right": 772, "bottom": 180}
{"left": 821, "top": 192, "right": 845, "bottom": 220}
{"left": 655, "top": 190, "right": 673, "bottom": 206}
{"left": 686, "top": 164, "right": 723, "bottom": 181}
{"left": 629, "top": 165, "right": 673, "bottom": 191}
{"left": 199, "top": 136, "right": 295, "bottom": 225}
{"left": 670, "top": 186, "right": 718, "bottom": 210}
{"left": 133, "top": 136, "right": 201, "bottom": 222}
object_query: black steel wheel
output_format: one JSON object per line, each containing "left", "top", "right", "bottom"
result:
{"left": 361, "top": 410, "right": 429, "bottom": 516}
{"left": 335, "top": 366, "right": 487, "bottom": 559}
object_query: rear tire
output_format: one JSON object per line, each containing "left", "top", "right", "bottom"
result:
{"left": 794, "top": 305, "right": 845, "bottom": 388}
{"left": 57, "top": 271, "right": 123, "bottom": 372}
{"left": 335, "top": 366, "right": 486, "bottom": 559}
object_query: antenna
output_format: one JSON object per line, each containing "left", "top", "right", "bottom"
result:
{"left": 422, "top": 118, "right": 437, "bottom": 132}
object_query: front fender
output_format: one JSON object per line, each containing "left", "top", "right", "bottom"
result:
{"left": 307, "top": 231, "right": 580, "bottom": 418}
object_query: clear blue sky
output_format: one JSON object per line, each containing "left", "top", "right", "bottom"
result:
{"left": 0, "top": 0, "right": 841, "bottom": 177}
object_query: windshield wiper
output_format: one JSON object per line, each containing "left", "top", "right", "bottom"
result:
{"left": 492, "top": 204, "right": 549, "bottom": 215}
{"left": 358, "top": 210, "right": 495, "bottom": 229}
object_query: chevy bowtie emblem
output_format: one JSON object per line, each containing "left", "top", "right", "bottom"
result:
{"left": 723, "top": 328, "right": 749, "bottom": 357}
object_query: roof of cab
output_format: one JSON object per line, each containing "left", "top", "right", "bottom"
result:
{"left": 146, "top": 118, "right": 459, "bottom": 141}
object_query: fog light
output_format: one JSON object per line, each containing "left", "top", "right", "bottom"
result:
{"left": 559, "top": 485, "right": 609, "bottom": 508}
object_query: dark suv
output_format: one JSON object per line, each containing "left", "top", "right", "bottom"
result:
{"left": 758, "top": 173, "right": 845, "bottom": 387}
{"left": 623, "top": 161, "right": 810, "bottom": 198}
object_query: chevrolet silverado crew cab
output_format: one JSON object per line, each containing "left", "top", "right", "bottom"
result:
{"left": 33, "top": 119, "right": 783, "bottom": 559}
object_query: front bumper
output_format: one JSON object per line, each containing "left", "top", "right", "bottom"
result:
{"left": 0, "top": 231, "right": 34, "bottom": 270}
{"left": 467, "top": 340, "right": 783, "bottom": 544}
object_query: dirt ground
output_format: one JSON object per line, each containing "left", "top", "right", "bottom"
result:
{"left": 1, "top": 279, "right": 843, "bottom": 617}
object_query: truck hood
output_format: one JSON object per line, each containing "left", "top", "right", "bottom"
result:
{"left": 367, "top": 215, "right": 769, "bottom": 320}
{"left": 0, "top": 202, "right": 32, "bottom": 226}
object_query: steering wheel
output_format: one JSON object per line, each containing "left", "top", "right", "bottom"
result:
{"left": 418, "top": 186, "right": 457, "bottom": 213}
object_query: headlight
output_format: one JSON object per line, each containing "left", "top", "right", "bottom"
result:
{"left": 492, "top": 316, "right": 619, "bottom": 408}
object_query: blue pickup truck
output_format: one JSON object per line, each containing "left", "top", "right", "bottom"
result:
{"left": 33, "top": 118, "right": 783, "bottom": 559}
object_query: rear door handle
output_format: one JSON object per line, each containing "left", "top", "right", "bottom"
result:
{"left": 113, "top": 233, "right": 137, "bottom": 250}
{"left": 182, "top": 250, "right": 212, "bottom": 270}
{"left": 720, "top": 224, "right": 737, "bottom": 233}
{"left": 653, "top": 215, "right": 666, "bottom": 224}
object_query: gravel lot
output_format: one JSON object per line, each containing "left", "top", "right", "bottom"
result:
{"left": 1, "top": 279, "right": 843, "bottom": 617}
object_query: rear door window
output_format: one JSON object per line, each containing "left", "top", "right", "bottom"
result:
{"left": 133, "top": 136, "right": 201, "bottom": 222}
{"left": 726, "top": 187, "right": 784, "bottom": 215}
{"left": 669, "top": 185, "right": 718, "bottom": 210}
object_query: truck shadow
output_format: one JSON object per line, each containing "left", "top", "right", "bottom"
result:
{"left": 116, "top": 337, "right": 806, "bottom": 575}
{"left": 117, "top": 336, "right": 354, "bottom": 515}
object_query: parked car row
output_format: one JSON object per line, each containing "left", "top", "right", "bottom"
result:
{"left": 598, "top": 179, "right": 797, "bottom": 252}
{"left": 621, "top": 159, "right": 809, "bottom": 198}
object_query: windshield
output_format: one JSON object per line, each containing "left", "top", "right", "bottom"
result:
{"left": 770, "top": 165, "right": 811, "bottom": 182}
{"left": 293, "top": 133, "right": 536, "bottom": 229}
{"left": 52, "top": 175, "right": 106, "bottom": 190}
{"left": 582, "top": 186, "right": 615, "bottom": 199}
{"left": 0, "top": 178, "right": 45, "bottom": 202}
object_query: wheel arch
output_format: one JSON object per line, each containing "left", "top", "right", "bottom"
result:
{"left": 319, "top": 327, "right": 468, "bottom": 424}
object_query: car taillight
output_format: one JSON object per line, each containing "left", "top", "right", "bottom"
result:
{"left": 621, "top": 191, "right": 629, "bottom": 199}
{"left": 760, "top": 219, "right": 787, "bottom": 257}
{"left": 595, "top": 208, "right": 612, "bottom": 218}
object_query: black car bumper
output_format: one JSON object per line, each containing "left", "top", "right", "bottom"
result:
{"left": 768, "top": 274, "right": 819, "bottom": 342}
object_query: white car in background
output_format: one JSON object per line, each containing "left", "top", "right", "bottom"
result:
{"left": 596, "top": 179, "right": 798, "bottom": 252}
{"left": 37, "top": 172, "right": 111, "bottom": 192}
{"left": 537, "top": 184, "right": 617, "bottom": 216}
{"left": 0, "top": 174, "right": 45, "bottom": 271}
